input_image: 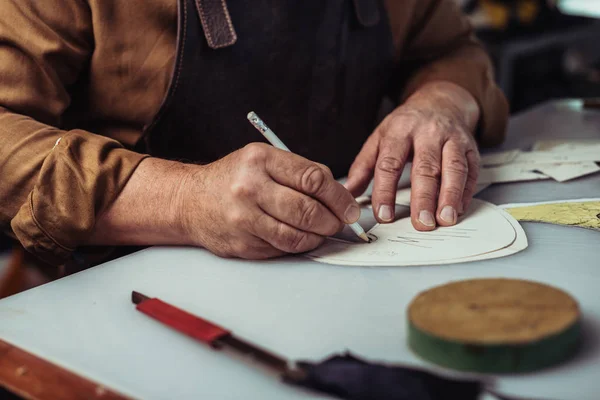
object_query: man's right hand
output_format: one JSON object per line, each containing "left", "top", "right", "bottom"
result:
{"left": 178, "top": 143, "right": 361, "bottom": 259}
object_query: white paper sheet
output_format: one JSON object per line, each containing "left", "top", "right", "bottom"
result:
{"left": 532, "top": 139, "right": 600, "bottom": 152}
{"left": 480, "top": 149, "right": 521, "bottom": 166}
{"left": 534, "top": 161, "right": 600, "bottom": 182}
{"left": 478, "top": 165, "right": 549, "bottom": 184}
{"left": 306, "top": 199, "right": 527, "bottom": 266}
{"left": 512, "top": 150, "right": 600, "bottom": 165}
{"left": 479, "top": 142, "right": 600, "bottom": 184}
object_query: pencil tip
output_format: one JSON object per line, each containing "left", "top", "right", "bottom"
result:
{"left": 359, "top": 232, "right": 370, "bottom": 243}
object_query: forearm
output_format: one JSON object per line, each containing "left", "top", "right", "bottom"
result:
{"left": 88, "top": 157, "right": 193, "bottom": 247}
{"left": 0, "top": 108, "right": 148, "bottom": 265}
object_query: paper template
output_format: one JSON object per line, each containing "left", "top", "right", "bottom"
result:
{"left": 500, "top": 199, "right": 600, "bottom": 232}
{"left": 480, "top": 144, "right": 600, "bottom": 183}
{"left": 443, "top": 207, "right": 527, "bottom": 264}
{"left": 307, "top": 199, "right": 527, "bottom": 266}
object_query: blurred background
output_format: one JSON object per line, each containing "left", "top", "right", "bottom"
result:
{"left": 1, "top": 0, "right": 599, "bottom": 296}
{"left": 457, "top": 0, "right": 600, "bottom": 113}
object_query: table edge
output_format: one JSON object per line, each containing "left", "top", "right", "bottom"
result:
{"left": 0, "top": 338, "right": 130, "bottom": 400}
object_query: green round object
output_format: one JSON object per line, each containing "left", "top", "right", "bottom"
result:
{"left": 407, "top": 278, "right": 581, "bottom": 373}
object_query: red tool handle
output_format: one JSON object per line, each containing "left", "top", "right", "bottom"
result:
{"left": 137, "top": 298, "right": 230, "bottom": 344}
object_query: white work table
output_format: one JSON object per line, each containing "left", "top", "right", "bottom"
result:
{"left": 1, "top": 100, "right": 599, "bottom": 400}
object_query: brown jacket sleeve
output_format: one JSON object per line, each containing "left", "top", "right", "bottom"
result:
{"left": 387, "top": 0, "right": 509, "bottom": 147}
{"left": 0, "top": 0, "right": 148, "bottom": 265}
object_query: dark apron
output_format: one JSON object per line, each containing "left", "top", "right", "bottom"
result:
{"left": 137, "top": 0, "right": 395, "bottom": 178}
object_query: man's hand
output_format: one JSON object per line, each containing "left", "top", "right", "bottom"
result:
{"left": 180, "top": 143, "right": 361, "bottom": 259}
{"left": 345, "top": 81, "right": 481, "bottom": 230}
{"left": 90, "top": 143, "right": 360, "bottom": 260}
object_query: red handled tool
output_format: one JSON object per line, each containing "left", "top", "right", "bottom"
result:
{"left": 131, "top": 291, "right": 299, "bottom": 376}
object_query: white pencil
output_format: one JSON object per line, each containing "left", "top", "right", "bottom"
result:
{"left": 247, "top": 111, "right": 370, "bottom": 243}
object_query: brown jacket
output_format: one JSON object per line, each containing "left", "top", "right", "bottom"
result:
{"left": 0, "top": 0, "right": 508, "bottom": 266}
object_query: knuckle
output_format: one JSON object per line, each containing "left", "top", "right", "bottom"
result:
{"left": 425, "top": 120, "right": 440, "bottom": 134}
{"left": 414, "top": 155, "right": 441, "bottom": 180}
{"left": 453, "top": 135, "right": 472, "bottom": 149}
{"left": 230, "top": 179, "right": 255, "bottom": 199}
{"left": 300, "top": 165, "right": 327, "bottom": 194}
{"left": 242, "top": 143, "right": 269, "bottom": 164}
{"left": 227, "top": 209, "right": 246, "bottom": 226}
{"left": 385, "top": 112, "right": 416, "bottom": 132}
{"left": 445, "top": 157, "right": 468, "bottom": 175}
{"left": 317, "top": 163, "right": 334, "bottom": 178}
{"left": 377, "top": 156, "right": 404, "bottom": 174}
{"left": 281, "top": 229, "right": 310, "bottom": 253}
{"left": 383, "top": 114, "right": 404, "bottom": 132}
{"left": 298, "top": 199, "right": 320, "bottom": 229}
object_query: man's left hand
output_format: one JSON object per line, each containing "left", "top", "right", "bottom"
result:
{"left": 344, "top": 81, "right": 481, "bottom": 231}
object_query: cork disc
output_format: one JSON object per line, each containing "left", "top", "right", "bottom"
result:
{"left": 407, "top": 278, "right": 581, "bottom": 373}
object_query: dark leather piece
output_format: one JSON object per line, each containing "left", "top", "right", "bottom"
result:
{"left": 286, "top": 353, "right": 483, "bottom": 400}
{"left": 352, "top": 0, "right": 380, "bottom": 27}
{"left": 194, "top": 0, "right": 237, "bottom": 49}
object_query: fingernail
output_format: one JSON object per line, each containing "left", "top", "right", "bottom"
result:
{"left": 345, "top": 204, "right": 361, "bottom": 223}
{"left": 418, "top": 210, "right": 435, "bottom": 227}
{"left": 378, "top": 205, "right": 394, "bottom": 222}
{"left": 440, "top": 205, "right": 456, "bottom": 224}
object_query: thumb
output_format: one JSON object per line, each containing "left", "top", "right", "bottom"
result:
{"left": 344, "top": 133, "right": 380, "bottom": 197}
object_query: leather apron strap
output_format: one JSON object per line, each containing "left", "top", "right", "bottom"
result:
{"left": 194, "top": 0, "right": 237, "bottom": 49}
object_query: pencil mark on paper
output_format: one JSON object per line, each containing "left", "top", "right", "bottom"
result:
{"left": 385, "top": 227, "right": 476, "bottom": 248}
